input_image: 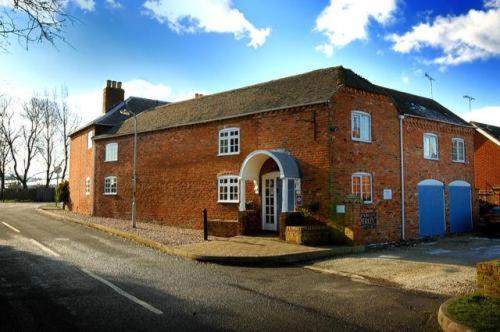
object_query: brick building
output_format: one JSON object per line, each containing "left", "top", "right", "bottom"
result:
{"left": 69, "top": 67, "right": 476, "bottom": 244}
{"left": 471, "top": 122, "right": 500, "bottom": 205}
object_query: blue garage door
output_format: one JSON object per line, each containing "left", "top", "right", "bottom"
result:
{"left": 449, "top": 181, "right": 472, "bottom": 233}
{"left": 418, "top": 180, "right": 445, "bottom": 237}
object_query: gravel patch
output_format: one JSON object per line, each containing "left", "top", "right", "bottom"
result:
{"left": 50, "top": 209, "right": 209, "bottom": 246}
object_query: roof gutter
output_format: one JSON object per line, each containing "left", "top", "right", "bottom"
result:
{"left": 402, "top": 114, "right": 474, "bottom": 129}
{"left": 94, "top": 100, "right": 330, "bottom": 141}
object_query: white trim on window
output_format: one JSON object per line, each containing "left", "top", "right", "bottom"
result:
{"left": 452, "top": 137, "right": 465, "bottom": 163}
{"left": 351, "top": 172, "right": 373, "bottom": 204}
{"left": 104, "top": 176, "right": 117, "bottom": 195}
{"left": 218, "top": 128, "right": 240, "bottom": 156}
{"left": 423, "top": 133, "right": 439, "bottom": 160}
{"left": 351, "top": 111, "right": 372, "bottom": 143}
{"left": 87, "top": 130, "right": 94, "bottom": 149}
{"left": 217, "top": 175, "right": 239, "bottom": 203}
{"left": 105, "top": 143, "right": 118, "bottom": 162}
{"left": 85, "top": 177, "right": 91, "bottom": 196}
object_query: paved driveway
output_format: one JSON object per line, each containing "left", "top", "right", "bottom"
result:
{"left": 307, "top": 236, "right": 500, "bottom": 296}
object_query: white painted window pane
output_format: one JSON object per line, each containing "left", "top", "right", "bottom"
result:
{"left": 352, "top": 114, "right": 360, "bottom": 139}
{"left": 361, "top": 115, "right": 370, "bottom": 141}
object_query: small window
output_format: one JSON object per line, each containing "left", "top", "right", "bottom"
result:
{"left": 104, "top": 176, "right": 117, "bottom": 195}
{"left": 352, "top": 173, "right": 373, "bottom": 203}
{"left": 218, "top": 128, "right": 240, "bottom": 155}
{"left": 105, "top": 143, "right": 118, "bottom": 162}
{"left": 85, "top": 177, "right": 91, "bottom": 195}
{"left": 87, "top": 130, "right": 94, "bottom": 149}
{"left": 218, "top": 176, "right": 239, "bottom": 203}
{"left": 351, "top": 111, "right": 371, "bottom": 142}
{"left": 423, "top": 133, "right": 439, "bottom": 160}
{"left": 452, "top": 138, "right": 465, "bottom": 163}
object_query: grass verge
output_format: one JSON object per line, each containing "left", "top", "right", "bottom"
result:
{"left": 447, "top": 294, "right": 500, "bottom": 332}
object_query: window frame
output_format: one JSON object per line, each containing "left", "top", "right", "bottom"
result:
{"left": 423, "top": 133, "right": 439, "bottom": 160}
{"left": 217, "top": 175, "right": 240, "bottom": 203}
{"left": 105, "top": 142, "right": 118, "bottom": 162}
{"left": 351, "top": 111, "right": 372, "bottom": 143}
{"left": 351, "top": 172, "right": 373, "bottom": 204}
{"left": 85, "top": 177, "right": 91, "bottom": 196}
{"left": 104, "top": 176, "right": 117, "bottom": 195}
{"left": 218, "top": 127, "right": 240, "bottom": 156}
{"left": 87, "top": 130, "right": 94, "bottom": 149}
{"left": 451, "top": 137, "right": 465, "bottom": 163}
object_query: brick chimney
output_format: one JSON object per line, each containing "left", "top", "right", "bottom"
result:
{"left": 103, "top": 80, "right": 124, "bottom": 113}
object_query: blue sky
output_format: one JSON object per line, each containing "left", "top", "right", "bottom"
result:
{"left": 1, "top": 0, "right": 499, "bottom": 125}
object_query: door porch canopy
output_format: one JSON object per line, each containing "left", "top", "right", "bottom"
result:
{"left": 239, "top": 149, "right": 301, "bottom": 212}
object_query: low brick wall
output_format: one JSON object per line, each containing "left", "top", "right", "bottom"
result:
{"left": 239, "top": 210, "right": 260, "bottom": 235}
{"left": 477, "top": 260, "right": 500, "bottom": 298}
{"left": 285, "top": 225, "right": 329, "bottom": 246}
{"left": 208, "top": 219, "right": 239, "bottom": 237}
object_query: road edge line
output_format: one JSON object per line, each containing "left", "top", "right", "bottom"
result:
{"left": 1, "top": 221, "right": 21, "bottom": 233}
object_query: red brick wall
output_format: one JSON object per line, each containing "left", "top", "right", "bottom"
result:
{"left": 68, "top": 128, "right": 94, "bottom": 214}
{"left": 93, "top": 104, "right": 331, "bottom": 228}
{"left": 403, "top": 117, "right": 476, "bottom": 239}
{"left": 474, "top": 132, "right": 500, "bottom": 203}
{"left": 329, "top": 88, "right": 403, "bottom": 243}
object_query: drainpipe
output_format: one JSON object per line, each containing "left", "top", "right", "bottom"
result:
{"left": 399, "top": 115, "right": 405, "bottom": 240}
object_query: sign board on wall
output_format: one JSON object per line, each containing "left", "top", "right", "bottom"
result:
{"left": 336, "top": 205, "right": 346, "bottom": 214}
{"left": 361, "top": 211, "right": 377, "bottom": 230}
{"left": 383, "top": 189, "right": 392, "bottom": 200}
{"left": 296, "top": 194, "right": 303, "bottom": 207}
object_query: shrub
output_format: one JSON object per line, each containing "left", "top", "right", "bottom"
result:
{"left": 55, "top": 181, "right": 70, "bottom": 209}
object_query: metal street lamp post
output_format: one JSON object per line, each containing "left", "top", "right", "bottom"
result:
{"left": 120, "top": 108, "right": 138, "bottom": 228}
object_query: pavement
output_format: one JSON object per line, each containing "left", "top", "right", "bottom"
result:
{"left": 39, "top": 206, "right": 364, "bottom": 265}
{"left": 306, "top": 235, "right": 500, "bottom": 296}
{"left": 0, "top": 203, "right": 444, "bottom": 331}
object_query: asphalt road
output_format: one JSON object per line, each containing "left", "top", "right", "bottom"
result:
{"left": 0, "top": 203, "right": 445, "bottom": 331}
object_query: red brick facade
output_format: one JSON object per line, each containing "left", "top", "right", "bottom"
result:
{"left": 68, "top": 128, "right": 94, "bottom": 214}
{"left": 474, "top": 132, "right": 500, "bottom": 204}
{"left": 69, "top": 84, "right": 476, "bottom": 244}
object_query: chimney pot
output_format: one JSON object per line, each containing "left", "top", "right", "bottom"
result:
{"left": 117, "top": 81, "right": 122, "bottom": 89}
{"left": 112, "top": 81, "right": 117, "bottom": 88}
{"left": 195, "top": 93, "right": 204, "bottom": 99}
{"left": 106, "top": 80, "right": 111, "bottom": 87}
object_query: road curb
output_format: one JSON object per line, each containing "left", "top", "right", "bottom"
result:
{"left": 438, "top": 298, "right": 474, "bottom": 332}
{"left": 37, "top": 208, "right": 364, "bottom": 266}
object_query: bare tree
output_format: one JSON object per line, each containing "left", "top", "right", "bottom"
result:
{"left": 0, "top": 0, "right": 71, "bottom": 50}
{"left": 37, "top": 92, "right": 59, "bottom": 187}
{"left": 55, "top": 86, "right": 79, "bottom": 180}
{"left": 0, "top": 97, "right": 43, "bottom": 189}
{"left": 0, "top": 99, "right": 11, "bottom": 200}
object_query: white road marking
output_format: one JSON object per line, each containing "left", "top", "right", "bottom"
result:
{"left": 1, "top": 222, "right": 21, "bottom": 233}
{"left": 81, "top": 269, "right": 163, "bottom": 315}
{"left": 29, "top": 239, "right": 61, "bottom": 257}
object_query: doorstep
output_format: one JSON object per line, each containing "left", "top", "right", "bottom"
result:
{"left": 38, "top": 208, "right": 364, "bottom": 266}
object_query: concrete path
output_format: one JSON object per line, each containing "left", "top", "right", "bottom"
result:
{"left": 0, "top": 203, "right": 444, "bottom": 331}
{"left": 306, "top": 236, "right": 500, "bottom": 296}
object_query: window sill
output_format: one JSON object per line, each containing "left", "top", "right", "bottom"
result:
{"left": 218, "top": 152, "right": 240, "bottom": 157}
{"left": 103, "top": 193, "right": 117, "bottom": 196}
{"left": 424, "top": 157, "right": 439, "bottom": 161}
{"left": 104, "top": 160, "right": 118, "bottom": 163}
{"left": 217, "top": 200, "right": 239, "bottom": 204}
{"left": 452, "top": 160, "right": 465, "bottom": 164}
{"left": 351, "top": 138, "right": 372, "bottom": 143}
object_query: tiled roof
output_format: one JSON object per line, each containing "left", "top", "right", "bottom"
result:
{"left": 471, "top": 121, "right": 500, "bottom": 141}
{"left": 97, "top": 66, "right": 470, "bottom": 137}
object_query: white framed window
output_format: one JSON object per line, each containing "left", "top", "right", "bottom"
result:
{"left": 452, "top": 138, "right": 465, "bottom": 163}
{"left": 218, "top": 128, "right": 240, "bottom": 155}
{"left": 104, "top": 176, "right": 117, "bottom": 195}
{"left": 352, "top": 172, "right": 373, "bottom": 204}
{"left": 87, "top": 130, "right": 94, "bottom": 149}
{"left": 105, "top": 143, "right": 118, "bottom": 162}
{"left": 351, "top": 111, "right": 371, "bottom": 142}
{"left": 85, "top": 177, "right": 91, "bottom": 195}
{"left": 423, "top": 133, "right": 439, "bottom": 160}
{"left": 218, "top": 176, "right": 239, "bottom": 203}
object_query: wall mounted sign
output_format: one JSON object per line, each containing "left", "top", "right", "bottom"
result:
{"left": 336, "top": 205, "right": 346, "bottom": 214}
{"left": 383, "top": 189, "right": 392, "bottom": 200}
{"left": 361, "top": 211, "right": 377, "bottom": 230}
{"left": 296, "top": 194, "right": 303, "bottom": 207}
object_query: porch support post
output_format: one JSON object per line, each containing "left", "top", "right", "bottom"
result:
{"left": 239, "top": 178, "right": 246, "bottom": 211}
{"left": 282, "top": 177, "right": 289, "bottom": 213}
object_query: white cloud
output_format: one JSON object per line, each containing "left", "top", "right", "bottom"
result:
{"left": 387, "top": 1, "right": 500, "bottom": 66}
{"left": 401, "top": 74, "right": 409, "bottom": 84}
{"left": 459, "top": 106, "right": 500, "bottom": 126}
{"left": 73, "top": 0, "right": 95, "bottom": 11}
{"left": 105, "top": 0, "right": 122, "bottom": 9}
{"left": 314, "top": 0, "right": 397, "bottom": 56}
{"left": 142, "top": 0, "right": 271, "bottom": 48}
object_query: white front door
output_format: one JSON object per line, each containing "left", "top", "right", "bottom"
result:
{"left": 262, "top": 172, "right": 279, "bottom": 231}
